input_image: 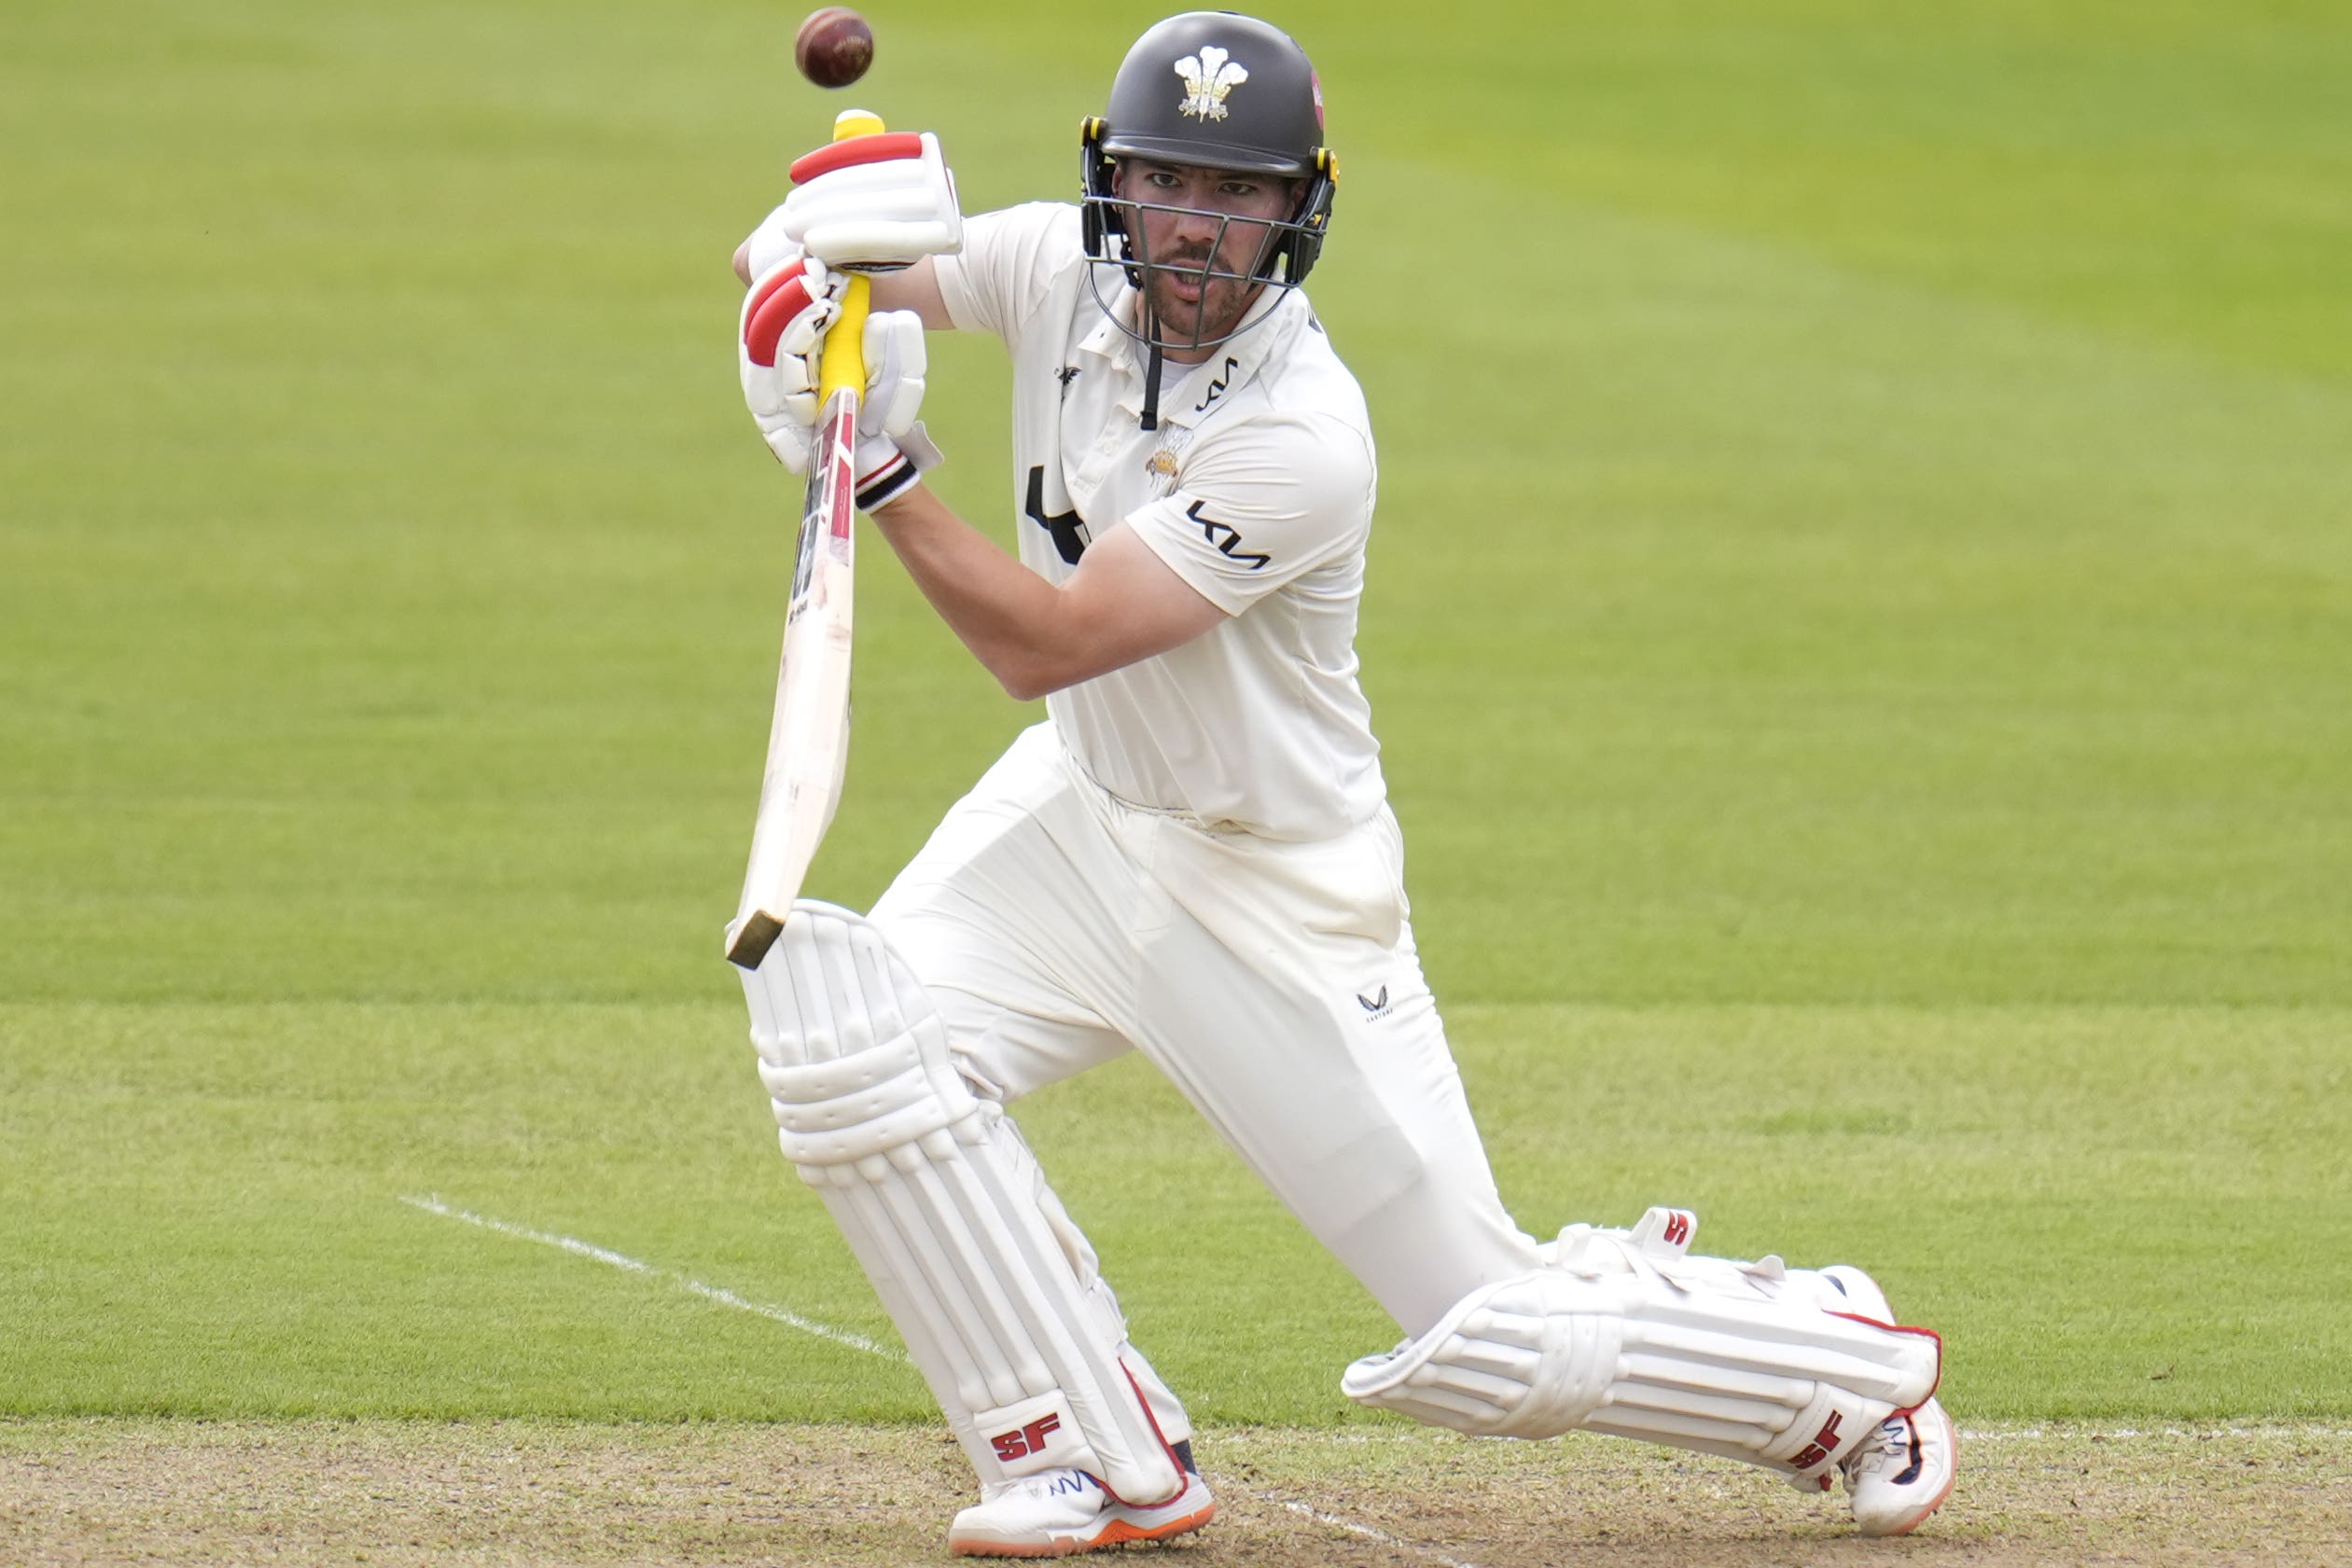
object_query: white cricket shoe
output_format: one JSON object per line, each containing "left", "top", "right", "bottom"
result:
{"left": 948, "top": 1464, "right": 1214, "bottom": 1559}
{"left": 1816, "top": 1263, "right": 1958, "bottom": 1536}
{"left": 1840, "top": 1397, "right": 1959, "bottom": 1536}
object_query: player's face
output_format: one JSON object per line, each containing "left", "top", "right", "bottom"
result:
{"left": 1113, "top": 160, "right": 1300, "bottom": 357}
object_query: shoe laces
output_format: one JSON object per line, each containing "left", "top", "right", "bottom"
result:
{"left": 1843, "top": 1414, "right": 1917, "bottom": 1484}
{"left": 1014, "top": 1467, "right": 1100, "bottom": 1502}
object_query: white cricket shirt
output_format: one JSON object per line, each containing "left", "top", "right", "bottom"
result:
{"left": 932, "top": 201, "right": 1385, "bottom": 841}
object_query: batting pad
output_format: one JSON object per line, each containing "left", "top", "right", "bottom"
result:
{"left": 740, "top": 901, "right": 1185, "bottom": 1506}
{"left": 1341, "top": 1213, "right": 1941, "bottom": 1486}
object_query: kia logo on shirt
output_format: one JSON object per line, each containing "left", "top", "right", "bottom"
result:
{"left": 1187, "top": 500, "right": 1268, "bottom": 569}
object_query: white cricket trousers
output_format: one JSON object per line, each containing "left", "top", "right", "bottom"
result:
{"left": 871, "top": 722, "right": 1541, "bottom": 1342}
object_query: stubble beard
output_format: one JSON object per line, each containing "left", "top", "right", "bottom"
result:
{"left": 1140, "top": 254, "right": 1258, "bottom": 350}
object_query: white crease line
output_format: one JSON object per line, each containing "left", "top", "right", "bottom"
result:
{"left": 1243, "top": 1490, "right": 1495, "bottom": 1568}
{"left": 396, "top": 1201, "right": 1472, "bottom": 1567}
{"left": 398, "top": 1193, "right": 903, "bottom": 1362}
{"left": 1959, "top": 1423, "right": 2352, "bottom": 1443}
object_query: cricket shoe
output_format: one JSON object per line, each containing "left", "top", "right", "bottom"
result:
{"left": 948, "top": 1450, "right": 1214, "bottom": 1558}
{"left": 1810, "top": 1263, "right": 1958, "bottom": 1536}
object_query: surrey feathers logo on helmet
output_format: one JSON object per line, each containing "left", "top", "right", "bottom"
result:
{"left": 1176, "top": 46, "right": 1248, "bottom": 121}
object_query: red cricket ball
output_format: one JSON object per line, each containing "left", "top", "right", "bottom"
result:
{"left": 795, "top": 7, "right": 874, "bottom": 90}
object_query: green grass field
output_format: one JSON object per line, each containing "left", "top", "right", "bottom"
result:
{"left": 5, "top": 0, "right": 2349, "bottom": 1477}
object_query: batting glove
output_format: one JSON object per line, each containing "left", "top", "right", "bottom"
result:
{"left": 845, "top": 310, "right": 943, "bottom": 510}
{"left": 740, "top": 248, "right": 843, "bottom": 459}
{"left": 779, "top": 130, "right": 962, "bottom": 270}
{"left": 739, "top": 251, "right": 942, "bottom": 508}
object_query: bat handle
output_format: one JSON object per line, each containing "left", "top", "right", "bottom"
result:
{"left": 816, "top": 109, "right": 883, "bottom": 406}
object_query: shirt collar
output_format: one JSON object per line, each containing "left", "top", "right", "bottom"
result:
{"left": 1087, "top": 284, "right": 1305, "bottom": 428}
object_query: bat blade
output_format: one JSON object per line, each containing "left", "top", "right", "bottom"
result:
{"left": 725, "top": 382, "right": 860, "bottom": 970}
{"left": 725, "top": 107, "right": 884, "bottom": 972}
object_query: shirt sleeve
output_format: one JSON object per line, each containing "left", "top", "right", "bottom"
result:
{"left": 931, "top": 202, "right": 1083, "bottom": 351}
{"left": 1120, "top": 413, "right": 1376, "bottom": 617}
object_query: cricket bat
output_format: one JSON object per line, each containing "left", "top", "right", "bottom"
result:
{"left": 725, "top": 110, "right": 885, "bottom": 972}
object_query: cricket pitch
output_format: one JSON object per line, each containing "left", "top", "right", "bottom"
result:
{"left": 4, "top": 1419, "right": 2344, "bottom": 1566}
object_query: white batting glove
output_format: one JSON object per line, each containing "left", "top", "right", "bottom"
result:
{"left": 739, "top": 249, "right": 845, "bottom": 464}
{"left": 780, "top": 130, "right": 962, "bottom": 269}
{"left": 847, "top": 310, "right": 943, "bottom": 510}
{"left": 739, "top": 204, "right": 803, "bottom": 284}
{"left": 738, "top": 254, "right": 941, "bottom": 506}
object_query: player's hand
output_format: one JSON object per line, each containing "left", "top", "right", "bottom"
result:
{"left": 843, "top": 309, "right": 941, "bottom": 510}
{"left": 779, "top": 130, "right": 962, "bottom": 270}
{"left": 738, "top": 204, "right": 802, "bottom": 284}
{"left": 738, "top": 253, "right": 942, "bottom": 504}
{"left": 854, "top": 307, "right": 926, "bottom": 442}
{"left": 739, "top": 249, "right": 846, "bottom": 468}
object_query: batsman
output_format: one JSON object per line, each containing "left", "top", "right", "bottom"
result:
{"left": 728, "top": 11, "right": 1957, "bottom": 1556}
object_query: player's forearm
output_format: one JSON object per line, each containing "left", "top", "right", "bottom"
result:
{"left": 870, "top": 258, "right": 953, "bottom": 328}
{"left": 869, "top": 484, "right": 1092, "bottom": 701}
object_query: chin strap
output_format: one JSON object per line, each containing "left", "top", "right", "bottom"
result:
{"left": 1140, "top": 341, "right": 1162, "bottom": 432}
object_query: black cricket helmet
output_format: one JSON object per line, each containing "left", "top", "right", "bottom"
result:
{"left": 1080, "top": 11, "right": 1338, "bottom": 351}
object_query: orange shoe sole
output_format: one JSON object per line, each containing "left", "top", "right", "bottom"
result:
{"left": 952, "top": 1500, "right": 1215, "bottom": 1558}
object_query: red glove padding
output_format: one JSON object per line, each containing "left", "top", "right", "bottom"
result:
{"left": 736, "top": 250, "right": 940, "bottom": 504}
{"left": 742, "top": 253, "right": 842, "bottom": 370}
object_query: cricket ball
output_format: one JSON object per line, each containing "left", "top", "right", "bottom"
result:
{"left": 795, "top": 7, "right": 874, "bottom": 89}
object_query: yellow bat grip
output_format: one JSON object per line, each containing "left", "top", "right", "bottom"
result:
{"left": 816, "top": 110, "right": 884, "bottom": 406}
